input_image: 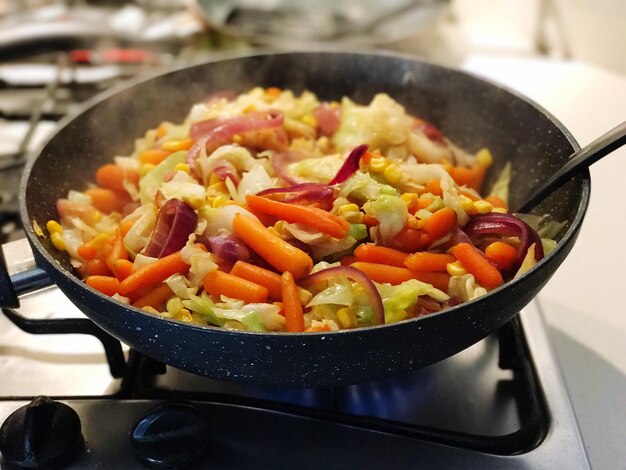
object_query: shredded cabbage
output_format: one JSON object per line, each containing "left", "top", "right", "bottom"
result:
{"left": 139, "top": 151, "right": 187, "bottom": 204}
{"left": 377, "top": 280, "right": 449, "bottom": 324}
{"left": 363, "top": 194, "right": 407, "bottom": 243}
{"left": 448, "top": 274, "right": 487, "bottom": 302}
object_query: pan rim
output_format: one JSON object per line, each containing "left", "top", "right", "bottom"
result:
{"left": 19, "top": 49, "right": 590, "bottom": 338}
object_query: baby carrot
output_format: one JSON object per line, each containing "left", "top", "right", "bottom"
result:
{"left": 203, "top": 270, "right": 269, "bottom": 304}
{"left": 106, "top": 230, "right": 128, "bottom": 273}
{"left": 363, "top": 214, "right": 379, "bottom": 227}
{"left": 350, "top": 261, "right": 450, "bottom": 291}
{"left": 84, "top": 188, "right": 131, "bottom": 214}
{"left": 353, "top": 244, "right": 408, "bottom": 268}
{"left": 281, "top": 272, "right": 304, "bottom": 332}
{"left": 420, "top": 207, "right": 457, "bottom": 247}
{"left": 485, "top": 241, "right": 517, "bottom": 271}
{"left": 95, "top": 164, "right": 140, "bottom": 193}
{"left": 485, "top": 194, "right": 508, "bottom": 211}
{"left": 405, "top": 252, "right": 456, "bottom": 272}
{"left": 246, "top": 195, "right": 349, "bottom": 239}
{"left": 132, "top": 283, "right": 173, "bottom": 309}
{"left": 388, "top": 227, "right": 424, "bottom": 253}
{"left": 230, "top": 261, "right": 282, "bottom": 300}
{"left": 119, "top": 250, "right": 190, "bottom": 295}
{"left": 114, "top": 259, "right": 134, "bottom": 281}
{"left": 452, "top": 243, "right": 503, "bottom": 290}
{"left": 85, "top": 258, "right": 112, "bottom": 276}
{"left": 232, "top": 214, "right": 313, "bottom": 280}
{"left": 86, "top": 275, "right": 120, "bottom": 296}
{"left": 139, "top": 149, "right": 171, "bottom": 165}
{"left": 424, "top": 179, "right": 443, "bottom": 196}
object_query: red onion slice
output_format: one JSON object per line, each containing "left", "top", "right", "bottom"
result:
{"left": 257, "top": 183, "right": 334, "bottom": 208}
{"left": 145, "top": 199, "right": 197, "bottom": 258}
{"left": 463, "top": 213, "right": 544, "bottom": 271}
{"left": 329, "top": 144, "right": 368, "bottom": 185}
{"left": 207, "top": 232, "right": 251, "bottom": 264}
{"left": 300, "top": 266, "right": 385, "bottom": 325}
{"left": 414, "top": 119, "right": 445, "bottom": 144}
{"left": 187, "top": 110, "right": 284, "bottom": 165}
{"left": 271, "top": 151, "right": 309, "bottom": 185}
{"left": 313, "top": 103, "right": 340, "bottom": 135}
{"left": 213, "top": 164, "right": 240, "bottom": 186}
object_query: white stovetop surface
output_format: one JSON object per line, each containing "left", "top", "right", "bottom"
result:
{"left": 462, "top": 53, "right": 626, "bottom": 470}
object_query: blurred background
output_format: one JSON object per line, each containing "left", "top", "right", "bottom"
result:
{"left": 0, "top": 1, "right": 624, "bottom": 468}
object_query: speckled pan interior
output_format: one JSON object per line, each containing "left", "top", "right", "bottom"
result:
{"left": 20, "top": 52, "right": 589, "bottom": 387}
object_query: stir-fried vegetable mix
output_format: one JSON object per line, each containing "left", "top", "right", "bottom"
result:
{"left": 44, "top": 88, "right": 564, "bottom": 333}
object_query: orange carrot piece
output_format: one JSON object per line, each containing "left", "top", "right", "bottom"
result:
{"left": 232, "top": 214, "right": 313, "bottom": 279}
{"left": 350, "top": 261, "right": 450, "bottom": 290}
{"left": 405, "top": 252, "right": 456, "bottom": 272}
{"left": 155, "top": 123, "right": 169, "bottom": 138}
{"left": 120, "top": 219, "right": 135, "bottom": 236}
{"left": 363, "top": 214, "right": 379, "bottom": 227}
{"left": 84, "top": 188, "right": 131, "bottom": 214}
{"left": 417, "top": 197, "right": 435, "bottom": 211}
{"left": 114, "top": 259, "right": 134, "bottom": 281}
{"left": 95, "top": 164, "right": 140, "bottom": 193}
{"left": 230, "top": 261, "right": 282, "bottom": 300}
{"left": 353, "top": 244, "right": 408, "bottom": 268}
{"left": 106, "top": 230, "right": 128, "bottom": 272}
{"left": 281, "top": 272, "right": 304, "bottom": 332}
{"left": 246, "top": 195, "right": 349, "bottom": 239}
{"left": 420, "top": 207, "right": 457, "bottom": 247}
{"left": 449, "top": 166, "right": 474, "bottom": 187}
{"left": 132, "top": 283, "right": 173, "bottom": 309}
{"left": 119, "top": 250, "right": 190, "bottom": 295}
{"left": 77, "top": 234, "right": 112, "bottom": 261}
{"left": 485, "top": 194, "right": 508, "bottom": 211}
{"left": 86, "top": 275, "right": 120, "bottom": 296}
{"left": 452, "top": 243, "right": 503, "bottom": 290}
{"left": 424, "top": 179, "right": 443, "bottom": 197}
{"left": 203, "top": 270, "right": 269, "bottom": 304}
{"left": 85, "top": 258, "right": 112, "bottom": 277}
{"left": 485, "top": 241, "right": 517, "bottom": 271}
{"left": 139, "top": 149, "right": 171, "bottom": 165}
{"left": 388, "top": 227, "right": 424, "bottom": 253}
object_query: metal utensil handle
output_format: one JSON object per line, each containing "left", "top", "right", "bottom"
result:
{"left": 0, "top": 238, "right": 52, "bottom": 308}
{"left": 516, "top": 122, "right": 626, "bottom": 213}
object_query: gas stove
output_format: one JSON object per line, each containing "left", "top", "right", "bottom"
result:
{"left": 0, "top": 2, "right": 593, "bottom": 468}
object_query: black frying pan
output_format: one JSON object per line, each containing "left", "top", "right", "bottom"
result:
{"left": 0, "top": 51, "right": 589, "bottom": 388}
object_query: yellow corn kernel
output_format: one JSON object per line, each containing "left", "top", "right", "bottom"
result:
{"left": 368, "top": 156, "right": 390, "bottom": 173}
{"left": 46, "top": 220, "right": 63, "bottom": 234}
{"left": 174, "top": 163, "right": 190, "bottom": 173}
{"left": 400, "top": 192, "right": 419, "bottom": 207}
{"left": 459, "top": 195, "right": 474, "bottom": 212}
{"left": 447, "top": 261, "right": 468, "bottom": 276}
{"left": 162, "top": 140, "right": 185, "bottom": 152}
{"left": 243, "top": 104, "right": 257, "bottom": 113}
{"left": 383, "top": 163, "right": 403, "bottom": 184}
{"left": 177, "top": 308, "right": 193, "bottom": 323}
{"left": 336, "top": 308, "right": 357, "bottom": 329}
{"left": 338, "top": 204, "right": 360, "bottom": 216}
{"left": 83, "top": 210, "right": 102, "bottom": 226}
{"left": 212, "top": 195, "right": 230, "bottom": 208}
{"left": 475, "top": 148, "right": 493, "bottom": 167}
{"left": 301, "top": 114, "right": 317, "bottom": 127}
{"left": 492, "top": 207, "right": 508, "bottom": 214}
{"left": 232, "top": 134, "right": 243, "bottom": 144}
{"left": 208, "top": 172, "right": 222, "bottom": 186}
{"left": 50, "top": 232, "right": 66, "bottom": 251}
{"left": 207, "top": 182, "right": 226, "bottom": 194}
{"left": 141, "top": 306, "right": 159, "bottom": 315}
{"left": 473, "top": 200, "right": 493, "bottom": 214}
{"left": 140, "top": 163, "right": 156, "bottom": 176}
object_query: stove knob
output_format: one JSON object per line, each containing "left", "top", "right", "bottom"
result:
{"left": 130, "top": 402, "right": 211, "bottom": 468}
{"left": 0, "top": 396, "right": 83, "bottom": 469}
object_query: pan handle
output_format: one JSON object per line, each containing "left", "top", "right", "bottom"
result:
{"left": 0, "top": 238, "right": 52, "bottom": 308}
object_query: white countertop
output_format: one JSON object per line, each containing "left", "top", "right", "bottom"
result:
{"left": 462, "top": 53, "right": 626, "bottom": 470}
